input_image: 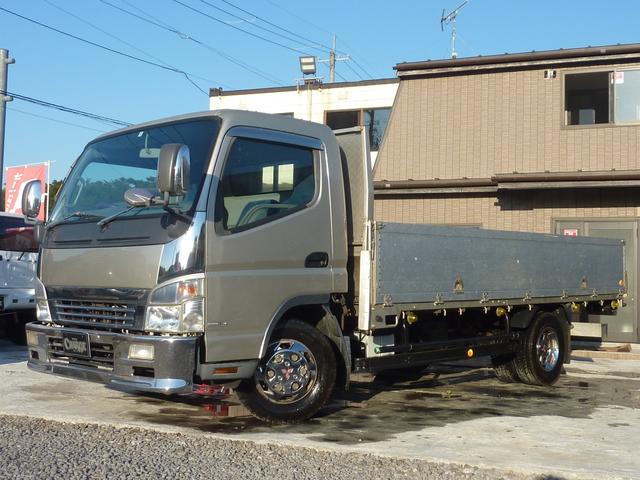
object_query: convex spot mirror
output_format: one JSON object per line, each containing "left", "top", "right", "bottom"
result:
{"left": 157, "top": 143, "right": 190, "bottom": 197}
{"left": 124, "top": 187, "right": 155, "bottom": 207}
{"left": 21, "top": 179, "right": 42, "bottom": 219}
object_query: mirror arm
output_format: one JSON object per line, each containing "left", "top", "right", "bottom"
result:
{"left": 162, "top": 205, "right": 191, "bottom": 223}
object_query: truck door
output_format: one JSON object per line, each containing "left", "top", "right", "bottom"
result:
{"left": 205, "top": 127, "right": 334, "bottom": 362}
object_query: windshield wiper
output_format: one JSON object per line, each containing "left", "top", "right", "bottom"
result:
{"left": 46, "top": 212, "right": 102, "bottom": 231}
{"left": 97, "top": 206, "right": 138, "bottom": 229}
{"left": 98, "top": 204, "right": 191, "bottom": 229}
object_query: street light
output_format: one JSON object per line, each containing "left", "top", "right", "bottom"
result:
{"left": 299, "top": 56, "right": 317, "bottom": 76}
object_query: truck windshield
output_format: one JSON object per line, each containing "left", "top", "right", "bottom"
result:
{"left": 50, "top": 118, "right": 220, "bottom": 224}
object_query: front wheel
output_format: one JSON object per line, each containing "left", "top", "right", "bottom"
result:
{"left": 236, "top": 319, "right": 336, "bottom": 424}
{"left": 513, "top": 311, "right": 566, "bottom": 386}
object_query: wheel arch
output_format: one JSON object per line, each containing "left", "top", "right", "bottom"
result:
{"left": 510, "top": 305, "right": 571, "bottom": 364}
{"left": 260, "top": 295, "right": 350, "bottom": 390}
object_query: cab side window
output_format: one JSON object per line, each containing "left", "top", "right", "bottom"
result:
{"left": 219, "top": 137, "right": 316, "bottom": 231}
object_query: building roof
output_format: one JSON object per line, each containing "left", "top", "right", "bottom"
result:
{"left": 395, "top": 43, "right": 640, "bottom": 77}
{"left": 209, "top": 77, "right": 398, "bottom": 97}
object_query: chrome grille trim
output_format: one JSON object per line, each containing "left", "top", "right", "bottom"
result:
{"left": 53, "top": 299, "right": 137, "bottom": 329}
{"left": 47, "top": 337, "right": 114, "bottom": 370}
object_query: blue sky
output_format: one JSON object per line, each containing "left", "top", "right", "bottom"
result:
{"left": 1, "top": 0, "right": 639, "bottom": 181}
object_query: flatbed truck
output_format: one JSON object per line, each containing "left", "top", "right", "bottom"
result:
{"left": 22, "top": 110, "right": 625, "bottom": 422}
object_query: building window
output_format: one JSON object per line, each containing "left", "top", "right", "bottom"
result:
{"left": 325, "top": 110, "right": 360, "bottom": 130}
{"left": 565, "top": 72, "right": 610, "bottom": 125}
{"left": 218, "top": 137, "right": 315, "bottom": 231}
{"left": 325, "top": 107, "right": 392, "bottom": 151}
{"left": 614, "top": 70, "right": 640, "bottom": 123}
{"left": 565, "top": 69, "right": 640, "bottom": 126}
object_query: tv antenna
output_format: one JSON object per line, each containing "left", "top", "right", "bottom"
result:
{"left": 441, "top": 0, "right": 469, "bottom": 59}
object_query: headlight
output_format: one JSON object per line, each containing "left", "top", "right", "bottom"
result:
{"left": 145, "top": 277, "right": 204, "bottom": 333}
{"left": 35, "top": 278, "right": 52, "bottom": 323}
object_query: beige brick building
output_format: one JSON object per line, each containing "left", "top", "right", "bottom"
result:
{"left": 373, "top": 44, "right": 640, "bottom": 342}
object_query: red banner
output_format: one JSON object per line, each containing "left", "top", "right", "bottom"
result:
{"left": 4, "top": 163, "right": 48, "bottom": 221}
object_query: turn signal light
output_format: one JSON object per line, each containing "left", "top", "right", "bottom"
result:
{"left": 611, "top": 299, "right": 620, "bottom": 310}
{"left": 467, "top": 348, "right": 474, "bottom": 358}
{"left": 495, "top": 307, "right": 507, "bottom": 317}
{"left": 570, "top": 303, "right": 580, "bottom": 313}
{"left": 213, "top": 367, "right": 238, "bottom": 375}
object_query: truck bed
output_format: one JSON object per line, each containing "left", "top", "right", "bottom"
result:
{"left": 372, "top": 223, "right": 625, "bottom": 308}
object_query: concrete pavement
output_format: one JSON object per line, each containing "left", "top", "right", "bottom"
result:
{"left": 1, "top": 339, "right": 639, "bottom": 479}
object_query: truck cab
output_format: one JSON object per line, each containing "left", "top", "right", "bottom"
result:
{"left": 25, "top": 111, "right": 351, "bottom": 421}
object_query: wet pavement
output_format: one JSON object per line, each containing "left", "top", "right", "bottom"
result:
{"left": 1, "top": 338, "right": 640, "bottom": 479}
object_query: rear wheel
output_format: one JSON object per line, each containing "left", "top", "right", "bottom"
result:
{"left": 513, "top": 312, "right": 566, "bottom": 386}
{"left": 491, "top": 355, "right": 519, "bottom": 383}
{"left": 236, "top": 319, "right": 336, "bottom": 424}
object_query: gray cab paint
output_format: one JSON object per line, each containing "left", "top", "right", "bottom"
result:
{"left": 203, "top": 111, "right": 348, "bottom": 362}
{"left": 41, "top": 244, "right": 163, "bottom": 289}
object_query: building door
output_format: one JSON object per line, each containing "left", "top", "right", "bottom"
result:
{"left": 555, "top": 220, "right": 637, "bottom": 343}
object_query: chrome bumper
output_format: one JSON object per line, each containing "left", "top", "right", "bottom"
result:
{"left": 25, "top": 322, "right": 197, "bottom": 394}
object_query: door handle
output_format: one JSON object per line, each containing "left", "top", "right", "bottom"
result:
{"left": 305, "top": 252, "right": 329, "bottom": 268}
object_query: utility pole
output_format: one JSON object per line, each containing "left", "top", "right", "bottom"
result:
{"left": 320, "top": 35, "right": 349, "bottom": 83}
{"left": 0, "top": 48, "right": 15, "bottom": 203}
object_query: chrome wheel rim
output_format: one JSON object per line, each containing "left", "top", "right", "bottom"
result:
{"left": 255, "top": 339, "right": 318, "bottom": 404}
{"left": 536, "top": 326, "right": 560, "bottom": 372}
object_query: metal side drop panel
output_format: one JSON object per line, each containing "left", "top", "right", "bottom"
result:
{"left": 371, "top": 222, "right": 625, "bottom": 311}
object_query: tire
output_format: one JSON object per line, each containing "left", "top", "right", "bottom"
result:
{"left": 513, "top": 311, "right": 566, "bottom": 386}
{"left": 236, "top": 319, "right": 336, "bottom": 424}
{"left": 491, "top": 355, "right": 520, "bottom": 383}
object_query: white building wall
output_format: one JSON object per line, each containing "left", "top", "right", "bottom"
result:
{"left": 209, "top": 81, "right": 398, "bottom": 164}
{"left": 209, "top": 82, "right": 398, "bottom": 124}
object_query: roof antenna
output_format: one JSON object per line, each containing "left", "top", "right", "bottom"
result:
{"left": 441, "top": 0, "right": 469, "bottom": 59}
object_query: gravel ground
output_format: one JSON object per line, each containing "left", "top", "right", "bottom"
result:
{"left": 0, "top": 415, "right": 559, "bottom": 480}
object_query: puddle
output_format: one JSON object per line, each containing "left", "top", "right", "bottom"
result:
{"left": 126, "top": 364, "right": 640, "bottom": 444}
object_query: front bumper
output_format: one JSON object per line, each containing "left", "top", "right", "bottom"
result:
{"left": 25, "top": 322, "right": 198, "bottom": 394}
{"left": 0, "top": 287, "right": 36, "bottom": 312}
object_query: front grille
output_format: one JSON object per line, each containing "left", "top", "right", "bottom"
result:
{"left": 48, "top": 337, "right": 114, "bottom": 370}
{"left": 53, "top": 299, "right": 137, "bottom": 330}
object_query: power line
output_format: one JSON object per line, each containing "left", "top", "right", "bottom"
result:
{"left": 0, "top": 5, "right": 212, "bottom": 95}
{"left": 1, "top": 90, "right": 131, "bottom": 127}
{"left": 343, "top": 61, "right": 364, "bottom": 81}
{"left": 350, "top": 58, "right": 374, "bottom": 80}
{"left": 334, "top": 70, "right": 349, "bottom": 82}
{"left": 43, "top": 0, "right": 218, "bottom": 87}
{"left": 220, "top": 0, "right": 344, "bottom": 55}
{"left": 100, "top": 0, "right": 285, "bottom": 86}
{"left": 263, "top": 0, "right": 332, "bottom": 37}
{"left": 7, "top": 106, "right": 107, "bottom": 133}
{"left": 172, "top": 0, "right": 313, "bottom": 56}
{"left": 199, "top": 0, "right": 330, "bottom": 54}
{"left": 261, "top": 1, "right": 376, "bottom": 78}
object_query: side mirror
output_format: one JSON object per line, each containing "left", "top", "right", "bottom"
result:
{"left": 21, "top": 180, "right": 42, "bottom": 219}
{"left": 157, "top": 143, "right": 190, "bottom": 197}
